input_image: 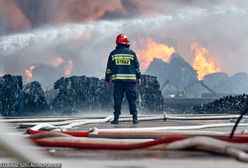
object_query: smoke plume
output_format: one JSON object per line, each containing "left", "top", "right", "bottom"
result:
{"left": 0, "top": 0, "right": 248, "bottom": 88}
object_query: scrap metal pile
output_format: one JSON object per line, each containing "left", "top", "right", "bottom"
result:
{"left": 22, "top": 81, "right": 48, "bottom": 113}
{"left": 192, "top": 94, "right": 248, "bottom": 114}
{"left": 0, "top": 75, "right": 23, "bottom": 116}
{"left": 0, "top": 74, "right": 164, "bottom": 116}
{"left": 51, "top": 76, "right": 110, "bottom": 113}
{"left": 146, "top": 54, "right": 248, "bottom": 98}
{"left": 0, "top": 75, "right": 48, "bottom": 116}
{"left": 146, "top": 53, "right": 198, "bottom": 97}
{"left": 50, "top": 75, "right": 164, "bottom": 113}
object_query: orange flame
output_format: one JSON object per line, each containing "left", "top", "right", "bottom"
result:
{"left": 64, "top": 60, "right": 74, "bottom": 76}
{"left": 191, "top": 43, "right": 219, "bottom": 80}
{"left": 25, "top": 65, "right": 36, "bottom": 80}
{"left": 50, "top": 57, "right": 65, "bottom": 68}
{"left": 136, "top": 38, "right": 176, "bottom": 70}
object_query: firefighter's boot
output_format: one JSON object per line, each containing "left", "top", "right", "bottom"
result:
{"left": 111, "top": 114, "right": 119, "bottom": 124}
{"left": 132, "top": 114, "right": 139, "bottom": 124}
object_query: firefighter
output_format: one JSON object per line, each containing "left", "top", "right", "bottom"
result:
{"left": 105, "top": 34, "right": 141, "bottom": 124}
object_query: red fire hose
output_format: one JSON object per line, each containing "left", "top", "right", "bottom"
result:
{"left": 30, "top": 135, "right": 248, "bottom": 150}
{"left": 27, "top": 128, "right": 248, "bottom": 139}
{"left": 26, "top": 128, "right": 91, "bottom": 137}
{"left": 31, "top": 136, "right": 186, "bottom": 150}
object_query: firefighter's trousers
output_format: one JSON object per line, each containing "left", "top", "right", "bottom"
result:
{"left": 113, "top": 81, "right": 138, "bottom": 116}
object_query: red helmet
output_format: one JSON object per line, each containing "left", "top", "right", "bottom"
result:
{"left": 116, "top": 34, "right": 129, "bottom": 45}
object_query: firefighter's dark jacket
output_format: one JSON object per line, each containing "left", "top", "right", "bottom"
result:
{"left": 105, "top": 44, "right": 141, "bottom": 82}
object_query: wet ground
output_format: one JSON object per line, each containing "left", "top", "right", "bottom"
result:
{"left": 1, "top": 114, "right": 248, "bottom": 168}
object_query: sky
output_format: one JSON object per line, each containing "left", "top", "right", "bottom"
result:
{"left": 0, "top": 0, "right": 247, "bottom": 86}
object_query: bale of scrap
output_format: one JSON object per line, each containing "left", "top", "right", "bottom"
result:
{"left": 139, "top": 75, "right": 164, "bottom": 112}
{"left": 192, "top": 94, "right": 248, "bottom": 114}
{"left": 21, "top": 81, "right": 48, "bottom": 114}
{"left": 51, "top": 75, "right": 164, "bottom": 114}
{"left": 0, "top": 74, "right": 165, "bottom": 116}
{"left": 0, "top": 75, "right": 22, "bottom": 116}
{"left": 50, "top": 76, "right": 112, "bottom": 113}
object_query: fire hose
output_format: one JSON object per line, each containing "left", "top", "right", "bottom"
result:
{"left": 20, "top": 115, "right": 164, "bottom": 129}
{"left": 165, "top": 136, "right": 248, "bottom": 162}
{"left": 163, "top": 114, "right": 248, "bottom": 120}
{"left": 25, "top": 116, "right": 114, "bottom": 131}
{"left": 26, "top": 118, "right": 248, "bottom": 140}
{"left": 230, "top": 106, "right": 248, "bottom": 139}
{"left": 24, "top": 113, "right": 248, "bottom": 162}
{"left": 20, "top": 114, "right": 247, "bottom": 129}
{"left": 96, "top": 123, "right": 248, "bottom": 132}
{"left": 29, "top": 132, "right": 248, "bottom": 162}
{"left": 27, "top": 128, "right": 248, "bottom": 139}
{"left": 26, "top": 118, "right": 248, "bottom": 135}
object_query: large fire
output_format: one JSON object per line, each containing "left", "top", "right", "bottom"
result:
{"left": 136, "top": 38, "right": 176, "bottom": 70}
{"left": 191, "top": 43, "right": 219, "bottom": 80}
{"left": 135, "top": 39, "right": 219, "bottom": 80}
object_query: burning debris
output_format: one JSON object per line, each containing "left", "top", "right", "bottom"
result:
{"left": 136, "top": 38, "right": 176, "bottom": 71}
{"left": 0, "top": 1, "right": 248, "bottom": 87}
{"left": 0, "top": 1, "right": 248, "bottom": 116}
{"left": 24, "top": 64, "right": 62, "bottom": 89}
{"left": 191, "top": 43, "right": 219, "bottom": 80}
{"left": 145, "top": 50, "right": 248, "bottom": 98}
{"left": 23, "top": 61, "right": 76, "bottom": 89}
{"left": 135, "top": 39, "right": 224, "bottom": 98}
{"left": 25, "top": 65, "right": 36, "bottom": 81}
{"left": 192, "top": 94, "right": 248, "bottom": 114}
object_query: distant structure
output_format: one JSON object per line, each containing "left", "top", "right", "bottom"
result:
{"left": 146, "top": 53, "right": 248, "bottom": 98}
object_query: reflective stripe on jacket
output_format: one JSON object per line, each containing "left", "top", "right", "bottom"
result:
{"left": 105, "top": 44, "right": 141, "bottom": 82}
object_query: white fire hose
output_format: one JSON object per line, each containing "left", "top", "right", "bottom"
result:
{"left": 28, "top": 116, "right": 114, "bottom": 131}
{"left": 165, "top": 136, "right": 248, "bottom": 162}
{"left": 163, "top": 114, "right": 248, "bottom": 120}
{"left": 19, "top": 115, "right": 164, "bottom": 128}
{"left": 24, "top": 114, "right": 248, "bottom": 132}
{"left": 2, "top": 116, "right": 248, "bottom": 164}
{"left": 98, "top": 123, "right": 248, "bottom": 132}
